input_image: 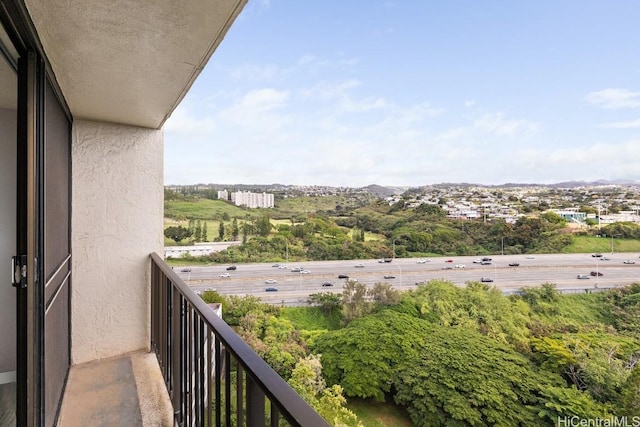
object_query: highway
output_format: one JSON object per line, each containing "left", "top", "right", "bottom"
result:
{"left": 175, "top": 253, "right": 640, "bottom": 305}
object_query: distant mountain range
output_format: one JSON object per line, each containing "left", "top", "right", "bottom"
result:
{"left": 169, "top": 179, "right": 639, "bottom": 197}
{"left": 356, "top": 180, "right": 640, "bottom": 197}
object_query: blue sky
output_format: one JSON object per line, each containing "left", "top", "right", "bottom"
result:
{"left": 165, "top": 0, "right": 640, "bottom": 187}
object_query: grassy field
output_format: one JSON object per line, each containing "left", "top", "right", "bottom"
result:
{"left": 273, "top": 195, "right": 359, "bottom": 216}
{"left": 346, "top": 399, "right": 413, "bottom": 427}
{"left": 165, "top": 199, "right": 254, "bottom": 221}
{"left": 279, "top": 306, "right": 342, "bottom": 331}
{"left": 536, "top": 292, "right": 613, "bottom": 325}
{"left": 562, "top": 235, "right": 640, "bottom": 254}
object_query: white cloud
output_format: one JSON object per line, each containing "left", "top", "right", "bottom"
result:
{"left": 297, "top": 55, "right": 323, "bottom": 66}
{"left": 229, "top": 64, "right": 284, "bottom": 82}
{"left": 301, "top": 79, "right": 362, "bottom": 100}
{"left": 473, "top": 113, "right": 539, "bottom": 136}
{"left": 164, "top": 105, "right": 217, "bottom": 133}
{"left": 600, "top": 118, "right": 640, "bottom": 129}
{"left": 226, "top": 88, "right": 289, "bottom": 113}
{"left": 585, "top": 88, "right": 640, "bottom": 109}
{"left": 464, "top": 100, "right": 476, "bottom": 108}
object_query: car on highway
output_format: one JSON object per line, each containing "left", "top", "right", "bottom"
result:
{"left": 624, "top": 260, "right": 636, "bottom": 264}
{"left": 301, "top": 270, "right": 311, "bottom": 274}
{"left": 272, "top": 264, "right": 280, "bottom": 267}
{"left": 355, "top": 263, "right": 365, "bottom": 268}
{"left": 383, "top": 275, "right": 396, "bottom": 279}
{"left": 291, "top": 267, "right": 303, "bottom": 272}
{"left": 265, "top": 279, "right": 277, "bottom": 284}
{"left": 481, "top": 257, "right": 492, "bottom": 262}
{"left": 265, "top": 287, "right": 278, "bottom": 292}
{"left": 455, "top": 264, "right": 465, "bottom": 269}
{"left": 602, "top": 257, "right": 610, "bottom": 261}
{"left": 278, "top": 265, "right": 288, "bottom": 269}
{"left": 220, "top": 273, "right": 231, "bottom": 278}
{"left": 180, "top": 267, "right": 191, "bottom": 272}
{"left": 481, "top": 261, "right": 492, "bottom": 265}
{"left": 338, "top": 274, "right": 349, "bottom": 279}
{"left": 416, "top": 259, "right": 430, "bottom": 263}
{"left": 442, "top": 266, "right": 453, "bottom": 270}
{"left": 525, "top": 255, "right": 535, "bottom": 259}
{"left": 473, "top": 259, "right": 482, "bottom": 264}
{"left": 508, "top": 262, "right": 520, "bottom": 267}
{"left": 445, "top": 259, "right": 453, "bottom": 263}
{"left": 321, "top": 282, "right": 334, "bottom": 287}
{"left": 577, "top": 274, "right": 590, "bottom": 279}
{"left": 480, "top": 277, "right": 494, "bottom": 283}
{"left": 590, "top": 271, "right": 603, "bottom": 277}
{"left": 592, "top": 253, "right": 603, "bottom": 258}
{"left": 226, "top": 265, "right": 237, "bottom": 271}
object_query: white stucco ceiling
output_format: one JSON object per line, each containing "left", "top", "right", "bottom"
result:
{"left": 24, "top": 0, "right": 246, "bottom": 129}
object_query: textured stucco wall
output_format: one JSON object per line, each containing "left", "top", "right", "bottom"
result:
{"left": 0, "top": 108, "right": 17, "bottom": 373}
{"left": 71, "top": 120, "right": 163, "bottom": 364}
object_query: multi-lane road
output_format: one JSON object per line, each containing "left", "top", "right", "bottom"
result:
{"left": 176, "top": 253, "right": 640, "bottom": 305}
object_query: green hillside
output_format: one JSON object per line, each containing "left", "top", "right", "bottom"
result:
{"left": 165, "top": 199, "right": 254, "bottom": 221}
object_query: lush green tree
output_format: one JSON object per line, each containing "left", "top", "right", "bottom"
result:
{"left": 604, "top": 283, "right": 640, "bottom": 333}
{"left": 315, "top": 310, "right": 427, "bottom": 402}
{"left": 392, "top": 325, "right": 548, "bottom": 426}
{"left": 232, "top": 218, "right": 239, "bottom": 240}
{"left": 221, "top": 294, "right": 279, "bottom": 326}
{"left": 620, "top": 365, "right": 640, "bottom": 415}
{"left": 164, "top": 226, "right": 192, "bottom": 243}
{"left": 308, "top": 293, "right": 342, "bottom": 317}
{"left": 256, "top": 214, "right": 272, "bottom": 237}
{"left": 289, "top": 355, "right": 363, "bottom": 427}
{"left": 341, "top": 281, "right": 370, "bottom": 324}
{"left": 239, "top": 313, "right": 307, "bottom": 379}
{"left": 536, "top": 386, "right": 609, "bottom": 421}
{"left": 368, "top": 282, "right": 400, "bottom": 307}
{"left": 194, "top": 219, "right": 202, "bottom": 241}
{"left": 241, "top": 222, "right": 249, "bottom": 244}
{"left": 402, "top": 280, "right": 531, "bottom": 349}
{"left": 218, "top": 221, "right": 225, "bottom": 241}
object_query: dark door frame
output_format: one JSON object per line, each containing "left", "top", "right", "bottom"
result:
{"left": 1, "top": 2, "right": 72, "bottom": 425}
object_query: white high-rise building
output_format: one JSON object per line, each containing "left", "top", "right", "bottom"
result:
{"left": 217, "top": 190, "right": 229, "bottom": 201}
{"left": 231, "top": 191, "right": 274, "bottom": 208}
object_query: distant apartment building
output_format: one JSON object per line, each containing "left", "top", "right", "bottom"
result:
{"left": 230, "top": 191, "right": 275, "bottom": 208}
{"left": 550, "top": 209, "right": 587, "bottom": 224}
{"left": 218, "top": 189, "right": 229, "bottom": 201}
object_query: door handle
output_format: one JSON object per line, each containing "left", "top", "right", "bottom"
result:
{"left": 11, "top": 255, "right": 27, "bottom": 288}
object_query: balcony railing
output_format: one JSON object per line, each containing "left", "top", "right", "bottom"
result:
{"left": 150, "top": 253, "right": 330, "bottom": 427}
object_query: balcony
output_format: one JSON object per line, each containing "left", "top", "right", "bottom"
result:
{"left": 58, "top": 254, "right": 328, "bottom": 426}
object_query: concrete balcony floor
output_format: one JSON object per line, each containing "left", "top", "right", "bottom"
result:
{"left": 58, "top": 351, "right": 173, "bottom": 426}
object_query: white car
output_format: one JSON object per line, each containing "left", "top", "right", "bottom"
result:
{"left": 455, "top": 264, "right": 465, "bottom": 269}
{"left": 526, "top": 255, "right": 536, "bottom": 259}
{"left": 219, "top": 273, "right": 231, "bottom": 278}
{"left": 472, "top": 259, "right": 482, "bottom": 264}
{"left": 301, "top": 270, "right": 311, "bottom": 274}
{"left": 623, "top": 260, "right": 636, "bottom": 265}
{"left": 355, "top": 263, "right": 365, "bottom": 268}
{"left": 278, "top": 265, "right": 288, "bottom": 269}
{"left": 416, "top": 259, "right": 430, "bottom": 264}
{"left": 265, "top": 279, "right": 277, "bottom": 284}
